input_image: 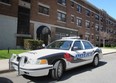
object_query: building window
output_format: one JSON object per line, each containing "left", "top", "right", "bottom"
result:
{"left": 17, "top": 6, "right": 30, "bottom": 34}
{"left": 86, "top": 21, "right": 90, "bottom": 28}
{"left": 96, "top": 36, "right": 99, "bottom": 41}
{"left": 91, "top": 22, "right": 94, "bottom": 28}
{"left": 85, "top": 35, "right": 90, "bottom": 41}
{"left": 71, "top": 1, "right": 74, "bottom": 7}
{"left": 106, "top": 19, "right": 108, "bottom": 24}
{"left": 86, "top": 9, "right": 90, "bottom": 16}
{"left": 109, "top": 20, "right": 111, "bottom": 25}
{"left": 58, "top": 0, "right": 66, "bottom": 6}
{"left": 91, "top": 35, "right": 94, "bottom": 39}
{"left": 95, "top": 14, "right": 99, "bottom": 20}
{"left": 100, "top": 17, "right": 103, "bottom": 22}
{"left": 22, "top": 0, "right": 30, "bottom": 3}
{"left": 95, "top": 24, "right": 99, "bottom": 31}
{"left": 0, "top": 0, "right": 10, "bottom": 4}
{"left": 77, "top": 4, "right": 82, "bottom": 13}
{"left": 91, "top": 12, "right": 94, "bottom": 17}
{"left": 77, "top": 18, "right": 82, "bottom": 26}
{"left": 71, "top": 15, "right": 74, "bottom": 22}
{"left": 100, "top": 25, "right": 103, "bottom": 31}
{"left": 57, "top": 11, "right": 66, "bottom": 22}
{"left": 39, "top": 4, "right": 49, "bottom": 15}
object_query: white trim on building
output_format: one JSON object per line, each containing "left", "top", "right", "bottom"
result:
{"left": 30, "top": 20, "right": 78, "bottom": 40}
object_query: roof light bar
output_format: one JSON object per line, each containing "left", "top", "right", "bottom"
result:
{"left": 62, "top": 36, "right": 80, "bottom": 39}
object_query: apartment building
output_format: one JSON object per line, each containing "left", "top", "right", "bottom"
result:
{"left": 0, "top": 0, "right": 116, "bottom": 49}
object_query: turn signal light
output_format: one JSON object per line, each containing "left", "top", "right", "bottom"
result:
{"left": 39, "top": 59, "right": 48, "bottom": 64}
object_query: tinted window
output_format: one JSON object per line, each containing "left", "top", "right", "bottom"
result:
{"left": 72, "top": 41, "right": 83, "bottom": 50}
{"left": 82, "top": 41, "right": 93, "bottom": 49}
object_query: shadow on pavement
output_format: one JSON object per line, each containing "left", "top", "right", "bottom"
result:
{"left": 24, "top": 61, "right": 107, "bottom": 83}
{"left": 60, "top": 61, "right": 107, "bottom": 81}
{"left": 0, "top": 77, "right": 13, "bottom": 83}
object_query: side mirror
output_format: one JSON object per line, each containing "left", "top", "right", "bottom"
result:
{"left": 72, "top": 47, "right": 78, "bottom": 51}
{"left": 42, "top": 44, "right": 46, "bottom": 48}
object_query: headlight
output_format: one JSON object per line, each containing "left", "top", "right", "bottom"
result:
{"left": 36, "top": 59, "right": 48, "bottom": 64}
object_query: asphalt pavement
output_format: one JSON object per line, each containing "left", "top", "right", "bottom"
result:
{"left": 0, "top": 53, "right": 116, "bottom": 83}
{"left": 0, "top": 48, "right": 115, "bottom": 74}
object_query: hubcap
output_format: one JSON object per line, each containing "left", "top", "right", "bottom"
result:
{"left": 57, "top": 63, "right": 63, "bottom": 77}
{"left": 94, "top": 56, "right": 98, "bottom": 66}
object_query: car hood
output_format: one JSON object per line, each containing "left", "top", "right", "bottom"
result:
{"left": 18, "top": 49, "right": 68, "bottom": 59}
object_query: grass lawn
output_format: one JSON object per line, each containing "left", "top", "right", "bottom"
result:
{"left": 0, "top": 49, "right": 29, "bottom": 59}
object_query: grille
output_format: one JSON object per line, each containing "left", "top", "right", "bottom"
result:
{"left": 17, "top": 56, "right": 28, "bottom": 63}
{"left": 17, "top": 56, "right": 21, "bottom": 62}
{"left": 24, "top": 57, "right": 28, "bottom": 63}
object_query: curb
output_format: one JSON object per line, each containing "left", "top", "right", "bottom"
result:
{"left": 0, "top": 70, "right": 15, "bottom": 74}
{"left": 103, "top": 52, "right": 116, "bottom": 55}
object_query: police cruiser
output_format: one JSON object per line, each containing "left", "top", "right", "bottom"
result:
{"left": 9, "top": 37, "right": 102, "bottom": 80}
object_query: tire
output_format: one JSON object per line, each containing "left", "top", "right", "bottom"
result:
{"left": 50, "top": 60, "right": 63, "bottom": 80}
{"left": 92, "top": 55, "right": 99, "bottom": 67}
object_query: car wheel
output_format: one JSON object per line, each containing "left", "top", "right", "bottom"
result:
{"left": 50, "top": 60, "right": 63, "bottom": 80}
{"left": 92, "top": 55, "right": 99, "bottom": 67}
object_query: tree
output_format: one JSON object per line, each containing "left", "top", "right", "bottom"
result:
{"left": 99, "top": 31, "right": 111, "bottom": 47}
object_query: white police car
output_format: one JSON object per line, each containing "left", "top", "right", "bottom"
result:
{"left": 9, "top": 37, "right": 102, "bottom": 80}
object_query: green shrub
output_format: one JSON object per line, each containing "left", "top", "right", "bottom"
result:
{"left": 24, "top": 39, "right": 44, "bottom": 50}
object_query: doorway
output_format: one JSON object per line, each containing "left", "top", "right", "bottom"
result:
{"left": 37, "top": 26, "right": 51, "bottom": 45}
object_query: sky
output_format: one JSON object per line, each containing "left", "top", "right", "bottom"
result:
{"left": 87, "top": 0, "right": 116, "bottom": 19}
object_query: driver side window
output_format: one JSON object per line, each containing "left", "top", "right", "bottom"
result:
{"left": 72, "top": 41, "right": 83, "bottom": 51}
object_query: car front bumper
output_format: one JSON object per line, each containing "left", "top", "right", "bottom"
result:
{"left": 11, "top": 62, "right": 53, "bottom": 77}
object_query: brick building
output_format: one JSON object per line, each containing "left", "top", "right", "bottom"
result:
{"left": 0, "top": 0, "right": 116, "bottom": 49}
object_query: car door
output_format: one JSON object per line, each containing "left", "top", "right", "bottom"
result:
{"left": 81, "top": 40, "right": 94, "bottom": 60}
{"left": 67, "top": 40, "right": 86, "bottom": 69}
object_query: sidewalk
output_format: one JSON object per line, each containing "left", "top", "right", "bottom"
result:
{"left": 101, "top": 48, "right": 116, "bottom": 55}
{"left": 0, "top": 59, "right": 10, "bottom": 73}
{"left": 0, "top": 48, "right": 115, "bottom": 74}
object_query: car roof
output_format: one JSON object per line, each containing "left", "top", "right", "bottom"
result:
{"left": 57, "top": 36, "right": 86, "bottom": 41}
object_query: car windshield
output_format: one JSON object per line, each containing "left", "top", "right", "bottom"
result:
{"left": 46, "top": 40, "right": 73, "bottom": 50}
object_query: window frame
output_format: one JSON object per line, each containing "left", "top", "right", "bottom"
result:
{"left": 72, "top": 41, "right": 83, "bottom": 51}
{"left": 82, "top": 41, "right": 93, "bottom": 50}
{"left": 96, "top": 36, "right": 99, "bottom": 41}
{"left": 86, "top": 9, "right": 91, "bottom": 16}
{"left": 85, "top": 20, "right": 90, "bottom": 28}
{"left": 95, "top": 24, "right": 99, "bottom": 31}
{"left": 57, "top": 0, "right": 66, "bottom": 6}
{"left": 38, "top": 3, "right": 50, "bottom": 16}
{"left": 76, "top": 17, "right": 82, "bottom": 27}
{"left": 71, "top": 15, "right": 75, "bottom": 23}
{"left": 95, "top": 14, "right": 99, "bottom": 20}
{"left": 71, "top": 1, "right": 74, "bottom": 7}
{"left": 77, "top": 4, "right": 82, "bottom": 13}
{"left": 57, "top": 10, "right": 66, "bottom": 22}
